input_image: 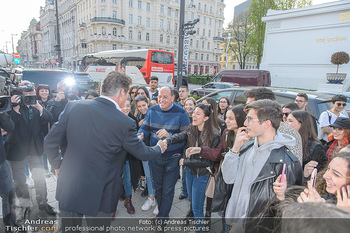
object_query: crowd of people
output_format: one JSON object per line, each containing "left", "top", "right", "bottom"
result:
{"left": 1, "top": 71, "right": 350, "bottom": 233}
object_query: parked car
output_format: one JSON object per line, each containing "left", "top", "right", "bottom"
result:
{"left": 190, "top": 82, "right": 240, "bottom": 97}
{"left": 197, "top": 87, "right": 334, "bottom": 119}
{"left": 73, "top": 72, "right": 95, "bottom": 94}
{"left": 212, "top": 70, "right": 271, "bottom": 87}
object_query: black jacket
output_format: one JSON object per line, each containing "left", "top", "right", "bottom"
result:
{"left": 166, "top": 130, "right": 220, "bottom": 176}
{"left": 5, "top": 105, "right": 52, "bottom": 161}
{"left": 303, "top": 141, "right": 328, "bottom": 174}
{"left": 47, "top": 98, "right": 68, "bottom": 123}
{"left": 234, "top": 141, "right": 303, "bottom": 218}
{"left": 0, "top": 113, "right": 14, "bottom": 163}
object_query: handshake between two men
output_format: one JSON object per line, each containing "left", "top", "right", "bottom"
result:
{"left": 138, "top": 128, "right": 170, "bottom": 153}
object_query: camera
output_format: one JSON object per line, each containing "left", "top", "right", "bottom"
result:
{"left": 0, "top": 75, "right": 12, "bottom": 112}
{"left": 11, "top": 85, "right": 37, "bottom": 106}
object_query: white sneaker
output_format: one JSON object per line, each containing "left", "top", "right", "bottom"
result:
{"left": 153, "top": 205, "right": 159, "bottom": 216}
{"left": 141, "top": 197, "right": 156, "bottom": 211}
{"left": 26, "top": 177, "right": 35, "bottom": 189}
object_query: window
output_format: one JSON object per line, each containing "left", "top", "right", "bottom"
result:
{"left": 138, "top": 16, "right": 141, "bottom": 25}
{"left": 146, "top": 2, "right": 150, "bottom": 11}
{"left": 195, "top": 53, "right": 198, "bottom": 60}
{"left": 129, "top": 30, "right": 133, "bottom": 39}
{"left": 113, "top": 27, "right": 117, "bottom": 36}
{"left": 146, "top": 18, "right": 150, "bottom": 27}
{"left": 101, "top": 10, "right": 106, "bottom": 17}
{"left": 167, "top": 21, "right": 170, "bottom": 30}
{"left": 102, "top": 26, "right": 106, "bottom": 35}
{"left": 219, "top": 9, "right": 222, "bottom": 15}
{"left": 168, "top": 7, "right": 171, "bottom": 16}
{"left": 112, "top": 11, "right": 117, "bottom": 18}
{"left": 202, "top": 41, "right": 204, "bottom": 49}
{"left": 112, "top": 44, "right": 117, "bottom": 50}
{"left": 209, "top": 18, "right": 212, "bottom": 25}
{"left": 174, "top": 37, "right": 177, "bottom": 44}
{"left": 190, "top": 39, "right": 193, "bottom": 46}
{"left": 203, "top": 29, "right": 205, "bottom": 36}
{"left": 138, "top": 0, "right": 141, "bottom": 9}
{"left": 196, "top": 40, "right": 199, "bottom": 48}
{"left": 146, "top": 32, "right": 150, "bottom": 41}
{"left": 101, "top": 0, "right": 105, "bottom": 2}
{"left": 160, "top": 5, "right": 164, "bottom": 13}
{"left": 112, "top": 0, "right": 116, "bottom": 3}
{"left": 207, "top": 42, "right": 210, "bottom": 49}
{"left": 210, "top": 6, "right": 212, "bottom": 13}
{"left": 129, "top": 0, "right": 133, "bottom": 7}
{"left": 175, "top": 9, "right": 178, "bottom": 17}
{"left": 191, "top": 12, "right": 194, "bottom": 20}
{"left": 160, "top": 19, "right": 164, "bottom": 28}
{"left": 198, "top": 3, "right": 201, "bottom": 10}
{"left": 204, "top": 4, "right": 207, "bottom": 11}
{"left": 204, "top": 17, "right": 206, "bottom": 24}
{"left": 129, "top": 14, "right": 133, "bottom": 23}
{"left": 138, "top": 31, "right": 141, "bottom": 40}
{"left": 167, "top": 36, "right": 170, "bottom": 44}
{"left": 174, "top": 23, "right": 178, "bottom": 31}
{"left": 208, "top": 30, "right": 211, "bottom": 37}
{"left": 206, "top": 54, "right": 209, "bottom": 61}
{"left": 160, "top": 34, "right": 163, "bottom": 42}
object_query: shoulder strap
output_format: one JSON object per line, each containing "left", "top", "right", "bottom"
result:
{"left": 326, "top": 110, "right": 332, "bottom": 124}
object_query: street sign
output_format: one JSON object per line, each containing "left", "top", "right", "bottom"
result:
{"left": 14, "top": 53, "right": 20, "bottom": 58}
{"left": 55, "top": 58, "right": 60, "bottom": 63}
{"left": 14, "top": 58, "right": 21, "bottom": 64}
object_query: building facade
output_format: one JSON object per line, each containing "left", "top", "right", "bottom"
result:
{"left": 76, "top": 0, "right": 225, "bottom": 74}
{"left": 40, "top": 0, "right": 57, "bottom": 68}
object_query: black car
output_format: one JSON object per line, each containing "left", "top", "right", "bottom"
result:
{"left": 197, "top": 87, "right": 333, "bottom": 119}
{"left": 73, "top": 72, "right": 95, "bottom": 94}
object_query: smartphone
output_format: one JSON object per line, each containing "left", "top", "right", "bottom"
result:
{"left": 310, "top": 168, "right": 318, "bottom": 187}
{"left": 280, "top": 163, "right": 286, "bottom": 183}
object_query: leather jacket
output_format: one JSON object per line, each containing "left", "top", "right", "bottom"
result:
{"left": 235, "top": 141, "right": 303, "bottom": 218}
{"left": 166, "top": 130, "right": 220, "bottom": 177}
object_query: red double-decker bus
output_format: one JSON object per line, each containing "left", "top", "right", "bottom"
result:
{"left": 79, "top": 49, "right": 175, "bottom": 86}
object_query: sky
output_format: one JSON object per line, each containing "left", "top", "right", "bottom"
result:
{"left": 0, "top": 0, "right": 338, "bottom": 54}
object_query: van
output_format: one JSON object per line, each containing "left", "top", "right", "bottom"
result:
{"left": 213, "top": 70, "right": 271, "bottom": 87}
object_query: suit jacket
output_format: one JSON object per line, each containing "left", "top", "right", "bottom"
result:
{"left": 44, "top": 97, "right": 162, "bottom": 216}
{"left": 5, "top": 105, "right": 52, "bottom": 161}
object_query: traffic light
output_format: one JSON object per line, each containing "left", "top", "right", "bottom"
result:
{"left": 81, "top": 43, "right": 87, "bottom": 48}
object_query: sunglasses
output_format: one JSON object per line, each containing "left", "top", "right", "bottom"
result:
{"left": 336, "top": 103, "right": 347, "bottom": 107}
{"left": 283, "top": 112, "right": 290, "bottom": 117}
{"left": 135, "top": 95, "right": 146, "bottom": 100}
{"left": 130, "top": 91, "right": 136, "bottom": 94}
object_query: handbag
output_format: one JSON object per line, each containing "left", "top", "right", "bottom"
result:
{"left": 211, "top": 159, "right": 231, "bottom": 213}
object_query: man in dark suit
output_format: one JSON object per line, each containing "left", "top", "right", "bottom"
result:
{"left": 44, "top": 71, "right": 166, "bottom": 232}
{"left": 5, "top": 85, "right": 55, "bottom": 216}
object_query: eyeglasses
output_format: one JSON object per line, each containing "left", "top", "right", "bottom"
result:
{"left": 130, "top": 91, "right": 136, "bottom": 94}
{"left": 336, "top": 103, "right": 347, "bottom": 107}
{"left": 135, "top": 95, "right": 146, "bottom": 100}
{"left": 283, "top": 112, "right": 290, "bottom": 117}
{"left": 246, "top": 116, "right": 264, "bottom": 123}
{"left": 219, "top": 101, "right": 228, "bottom": 104}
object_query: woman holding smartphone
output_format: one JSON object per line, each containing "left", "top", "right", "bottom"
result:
{"left": 285, "top": 110, "right": 328, "bottom": 179}
{"left": 164, "top": 103, "right": 220, "bottom": 229}
{"left": 274, "top": 152, "right": 350, "bottom": 213}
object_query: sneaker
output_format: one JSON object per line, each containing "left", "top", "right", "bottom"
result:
{"left": 153, "top": 205, "right": 159, "bottom": 216}
{"left": 139, "top": 179, "right": 146, "bottom": 191}
{"left": 141, "top": 197, "right": 156, "bottom": 211}
{"left": 26, "top": 177, "right": 35, "bottom": 189}
{"left": 39, "top": 204, "right": 56, "bottom": 216}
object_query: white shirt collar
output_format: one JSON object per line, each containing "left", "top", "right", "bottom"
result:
{"left": 99, "top": 96, "right": 120, "bottom": 110}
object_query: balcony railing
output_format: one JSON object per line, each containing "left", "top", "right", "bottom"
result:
{"left": 213, "top": 36, "right": 224, "bottom": 42}
{"left": 91, "top": 17, "right": 125, "bottom": 25}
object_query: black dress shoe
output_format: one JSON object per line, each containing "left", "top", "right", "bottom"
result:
{"left": 179, "top": 194, "right": 188, "bottom": 200}
{"left": 39, "top": 204, "right": 56, "bottom": 216}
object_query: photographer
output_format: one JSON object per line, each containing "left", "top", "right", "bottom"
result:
{"left": 47, "top": 80, "right": 68, "bottom": 123}
{"left": 5, "top": 84, "right": 55, "bottom": 216}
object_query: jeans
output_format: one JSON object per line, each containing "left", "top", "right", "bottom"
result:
{"left": 149, "top": 154, "right": 181, "bottom": 218}
{"left": 123, "top": 161, "right": 132, "bottom": 196}
{"left": 142, "top": 161, "right": 154, "bottom": 197}
{"left": 186, "top": 167, "right": 209, "bottom": 232}
{"left": 8, "top": 155, "right": 48, "bottom": 207}
{"left": 0, "top": 161, "right": 15, "bottom": 223}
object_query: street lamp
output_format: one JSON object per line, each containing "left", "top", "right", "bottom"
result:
{"left": 11, "top": 34, "right": 17, "bottom": 54}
